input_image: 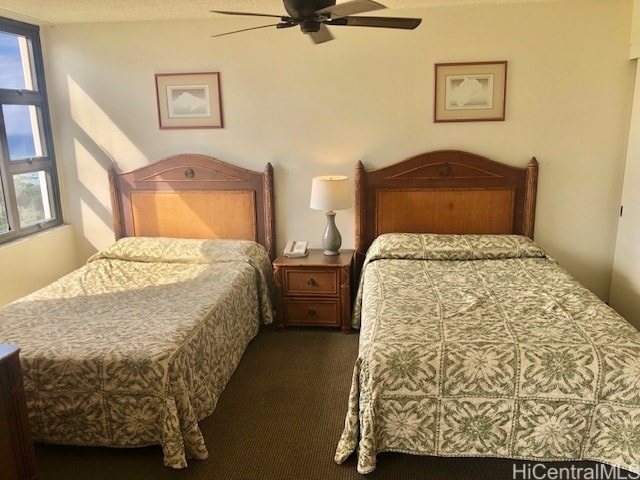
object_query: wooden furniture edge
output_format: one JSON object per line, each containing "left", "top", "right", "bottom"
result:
{"left": 524, "top": 157, "right": 538, "bottom": 239}
{"left": 264, "top": 162, "right": 276, "bottom": 261}
{"left": 0, "top": 345, "right": 38, "bottom": 480}
{"left": 108, "top": 162, "right": 122, "bottom": 240}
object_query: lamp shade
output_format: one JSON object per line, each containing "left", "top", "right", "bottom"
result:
{"left": 310, "top": 176, "right": 351, "bottom": 211}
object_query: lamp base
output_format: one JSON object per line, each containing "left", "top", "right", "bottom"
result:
{"left": 322, "top": 210, "right": 342, "bottom": 256}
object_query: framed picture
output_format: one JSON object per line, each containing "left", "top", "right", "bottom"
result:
{"left": 434, "top": 61, "right": 507, "bottom": 123}
{"left": 155, "top": 72, "right": 223, "bottom": 129}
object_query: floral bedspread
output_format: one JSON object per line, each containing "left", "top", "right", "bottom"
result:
{"left": 0, "top": 237, "right": 273, "bottom": 468}
{"left": 335, "top": 233, "right": 640, "bottom": 474}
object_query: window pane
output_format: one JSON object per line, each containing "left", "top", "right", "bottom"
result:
{"left": 0, "top": 31, "right": 33, "bottom": 90}
{"left": 3, "top": 104, "right": 43, "bottom": 160}
{"left": 0, "top": 183, "right": 8, "bottom": 233}
{"left": 13, "top": 171, "right": 52, "bottom": 227}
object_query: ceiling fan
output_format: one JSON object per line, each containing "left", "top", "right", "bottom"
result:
{"left": 211, "top": 0, "right": 422, "bottom": 44}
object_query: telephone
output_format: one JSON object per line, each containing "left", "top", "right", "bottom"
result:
{"left": 283, "top": 240, "right": 309, "bottom": 258}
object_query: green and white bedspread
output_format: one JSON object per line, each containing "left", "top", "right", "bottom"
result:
{"left": 0, "top": 237, "right": 273, "bottom": 468}
{"left": 335, "top": 233, "right": 640, "bottom": 474}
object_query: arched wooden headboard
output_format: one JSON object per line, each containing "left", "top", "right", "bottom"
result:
{"left": 355, "top": 150, "right": 538, "bottom": 257}
{"left": 108, "top": 153, "right": 276, "bottom": 260}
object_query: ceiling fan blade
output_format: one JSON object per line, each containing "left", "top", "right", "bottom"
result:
{"left": 211, "top": 10, "right": 288, "bottom": 20}
{"left": 328, "top": 16, "right": 421, "bottom": 29}
{"left": 308, "top": 24, "right": 334, "bottom": 44}
{"left": 211, "top": 22, "right": 288, "bottom": 38}
{"left": 316, "top": 0, "right": 385, "bottom": 19}
{"left": 276, "top": 22, "right": 298, "bottom": 29}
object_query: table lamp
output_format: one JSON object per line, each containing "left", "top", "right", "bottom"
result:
{"left": 310, "top": 175, "right": 351, "bottom": 256}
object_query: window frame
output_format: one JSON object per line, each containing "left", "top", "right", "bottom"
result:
{"left": 0, "top": 16, "right": 62, "bottom": 244}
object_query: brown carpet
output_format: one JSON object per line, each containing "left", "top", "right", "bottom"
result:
{"left": 36, "top": 325, "right": 607, "bottom": 480}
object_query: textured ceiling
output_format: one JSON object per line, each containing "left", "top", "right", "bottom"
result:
{"left": 0, "top": 0, "right": 556, "bottom": 25}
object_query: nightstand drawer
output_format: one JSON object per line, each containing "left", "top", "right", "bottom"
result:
{"left": 284, "top": 299, "right": 340, "bottom": 326}
{"left": 283, "top": 269, "right": 337, "bottom": 296}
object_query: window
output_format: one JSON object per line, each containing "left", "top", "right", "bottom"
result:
{"left": 0, "top": 17, "right": 61, "bottom": 243}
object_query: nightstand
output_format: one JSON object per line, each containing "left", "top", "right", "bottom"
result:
{"left": 273, "top": 249, "right": 354, "bottom": 334}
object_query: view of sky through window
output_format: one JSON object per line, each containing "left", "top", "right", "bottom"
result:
{"left": 3, "top": 105, "right": 39, "bottom": 160}
{"left": 0, "top": 32, "right": 38, "bottom": 159}
{"left": 0, "top": 32, "right": 28, "bottom": 89}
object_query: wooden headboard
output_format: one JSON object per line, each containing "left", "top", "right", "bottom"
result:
{"left": 108, "top": 153, "right": 276, "bottom": 260}
{"left": 355, "top": 150, "right": 538, "bottom": 256}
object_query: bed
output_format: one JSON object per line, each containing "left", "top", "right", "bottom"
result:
{"left": 0, "top": 153, "right": 275, "bottom": 469}
{"left": 335, "top": 150, "right": 640, "bottom": 475}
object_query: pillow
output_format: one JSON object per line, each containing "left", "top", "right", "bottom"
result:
{"left": 87, "top": 236, "right": 267, "bottom": 265}
{"left": 365, "top": 233, "right": 547, "bottom": 262}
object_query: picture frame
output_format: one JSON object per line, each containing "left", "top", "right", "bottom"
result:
{"left": 155, "top": 72, "right": 223, "bottom": 129}
{"left": 434, "top": 61, "right": 507, "bottom": 123}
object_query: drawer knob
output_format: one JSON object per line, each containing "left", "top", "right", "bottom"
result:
{"left": 307, "top": 278, "right": 316, "bottom": 286}
{"left": 308, "top": 309, "right": 316, "bottom": 316}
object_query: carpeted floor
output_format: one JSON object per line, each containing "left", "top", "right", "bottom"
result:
{"left": 36, "top": 325, "right": 605, "bottom": 480}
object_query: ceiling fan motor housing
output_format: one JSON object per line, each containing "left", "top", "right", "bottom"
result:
{"left": 284, "top": 0, "right": 336, "bottom": 18}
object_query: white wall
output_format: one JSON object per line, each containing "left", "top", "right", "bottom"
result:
{"left": 0, "top": 225, "right": 79, "bottom": 305}
{"left": 610, "top": 0, "right": 640, "bottom": 327}
{"left": 41, "top": 0, "right": 634, "bottom": 300}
